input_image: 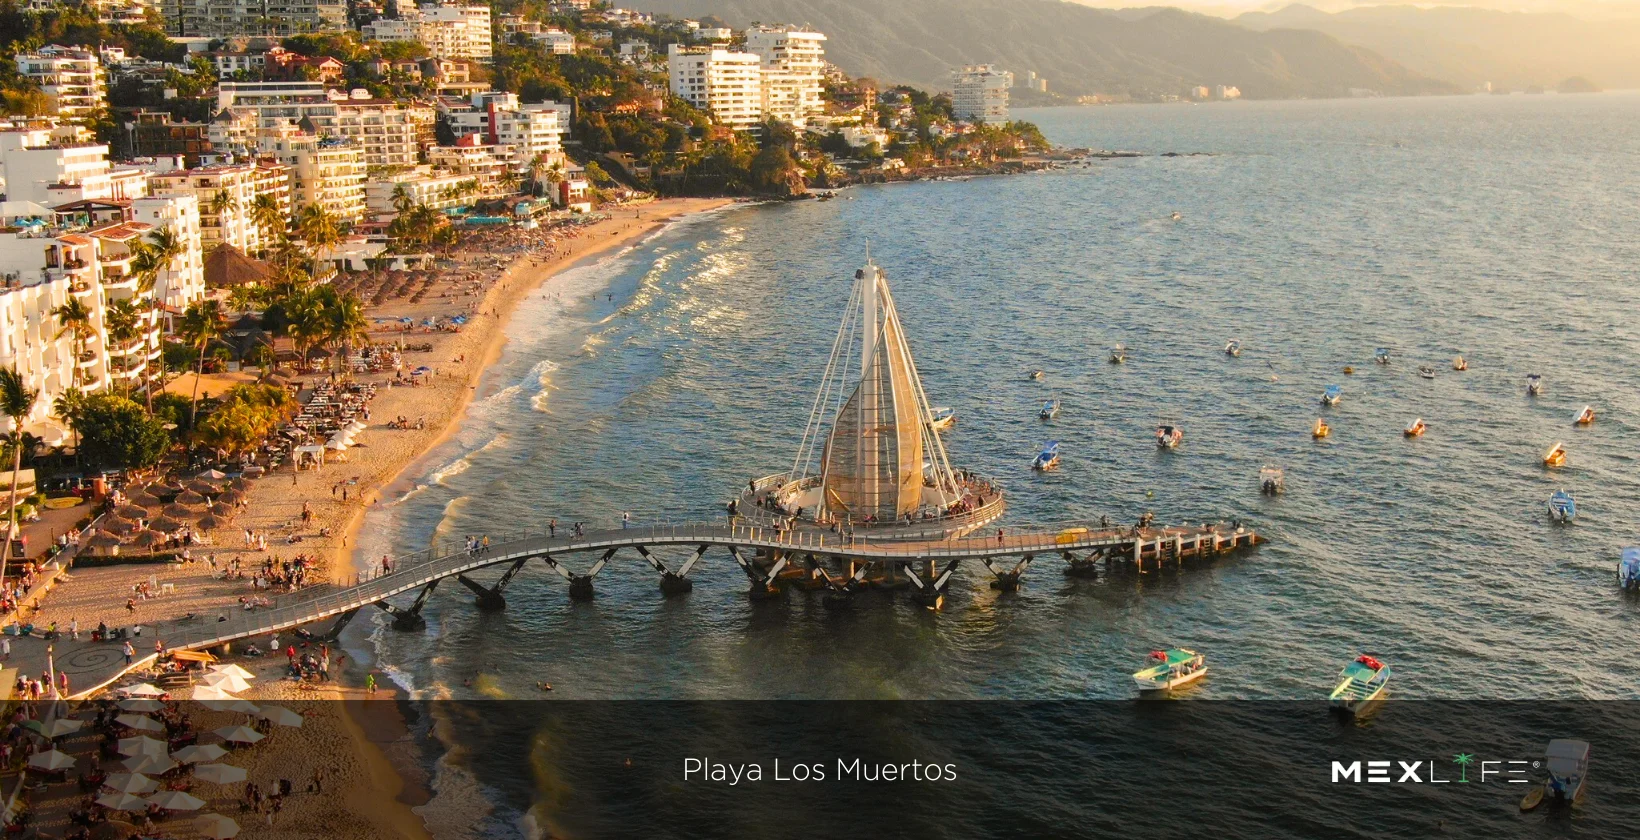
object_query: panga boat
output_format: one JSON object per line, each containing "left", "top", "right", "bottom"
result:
{"left": 928, "top": 407, "right": 956, "bottom": 431}
{"left": 1575, "top": 405, "right": 1594, "bottom": 425}
{"left": 1548, "top": 490, "right": 1576, "bottom": 523}
{"left": 1418, "top": 366, "right": 1436, "bottom": 380}
{"left": 1038, "top": 399, "right": 1060, "bottom": 420}
{"left": 1342, "top": 366, "right": 1355, "bottom": 375}
{"left": 1520, "top": 740, "right": 1590, "bottom": 810}
{"left": 1026, "top": 369, "right": 1044, "bottom": 381}
{"left": 1543, "top": 441, "right": 1566, "bottom": 468}
{"left": 1169, "top": 211, "right": 1182, "bottom": 221}
{"left": 1109, "top": 345, "right": 1127, "bottom": 364}
{"left": 1321, "top": 385, "right": 1342, "bottom": 406}
{"left": 1156, "top": 424, "right": 1182, "bottom": 449}
{"left": 1453, "top": 355, "right": 1468, "bottom": 371}
{"left": 1618, "top": 547, "right": 1640, "bottom": 591}
{"left": 1133, "top": 648, "right": 1206, "bottom": 692}
{"left": 1031, "top": 441, "right": 1060, "bottom": 471}
{"left": 1527, "top": 373, "right": 1543, "bottom": 396}
{"left": 1403, "top": 418, "right": 1425, "bottom": 437}
{"left": 1259, "top": 465, "right": 1285, "bottom": 495}
{"left": 1224, "top": 339, "right": 1241, "bottom": 357}
{"left": 1329, "top": 654, "right": 1390, "bottom": 715}
{"left": 1374, "top": 347, "right": 1390, "bottom": 365}
{"left": 1312, "top": 418, "right": 1330, "bottom": 439}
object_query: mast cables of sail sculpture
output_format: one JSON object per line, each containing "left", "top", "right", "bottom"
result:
{"left": 789, "top": 257, "right": 964, "bottom": 527}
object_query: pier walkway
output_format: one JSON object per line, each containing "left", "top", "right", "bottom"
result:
{"left": 27, "top": 517, "right": 1260, "bottom": 697}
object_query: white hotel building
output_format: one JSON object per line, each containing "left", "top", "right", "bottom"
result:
{"left": 952, "top": 65, "right": 1014, "bottom": 125}
{"left": 365, "top": 3, "right": 494, "bottom": 62}
{"left": 667, "top": 44, "right": 767, "bottom": 131}
{"left": 744, "top": 26, "right": 826, "bottom": 128}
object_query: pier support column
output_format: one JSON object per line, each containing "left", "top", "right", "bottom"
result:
{"left": 729, "top": 546, "right": 785, "bottom": 601}
{"left": 636, "top": 545, "right": 706, "bottom": 596}
{"left": 543, "top": 550, "right": 615, "bottom": 601}
{"left": 376, "top": 580, "right": 440, "bottom": 631}
{"left": 984, "top": 554, "right": 1032, "bottom": 592}
{"left": 456, "top": 557, "right": 527, "bottom": 611}
{"left": 1064, "top": 549, "right": 1099, "bottom": 579}
{"left": 904, "top": 559, "right": 960, "bottom": 610}
{"left": 316, "top": 607, "right": 361, "bottom": 641}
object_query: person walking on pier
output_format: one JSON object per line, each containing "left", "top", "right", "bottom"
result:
{"left": 122, "top": 640, "right": 134, "bottom": 665}
{"left": 549, "top": 519, "right": 557, "bottom": 537}
{"left": 622, "top": 512, "right": 631, "bottom": 529}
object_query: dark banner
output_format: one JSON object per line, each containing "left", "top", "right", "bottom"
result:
{"left": 354, "top": 701, "right": 1637, "bottom": 839}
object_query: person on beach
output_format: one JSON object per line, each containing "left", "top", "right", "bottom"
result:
{"left": 366, "top": 673, "right": 377, "bottom": 695}
{"left": 1, "top": 636, "right": 8, "bottom": 659}
{"left": 123, "top": 640, "right": 134, "bottom": 665}
{"left": 69, "top": 617, "right": 77, "bottom": 640}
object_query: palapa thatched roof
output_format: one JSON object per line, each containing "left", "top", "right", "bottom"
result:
{"left": 203, "top": 243, "right": 272, "bottom": 289}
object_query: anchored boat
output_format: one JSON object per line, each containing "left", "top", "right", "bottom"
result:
{"left": 1521, "top": 740, "right": 1590, "bottom": 810}
{"left": 1032, "top": 441, "right": 1060, "bottom": 471}
{"left": 1225, "top": 339, "right": 1242, "bottom": 357}
{"left": 1259, "top": 465, "right": 1285, "bottom": 495}
{"left": 1156, "top": 423, "right": 1183, "bottom": 449}
{"left": 1575, "top": 405, "right": 1595, "bottom": 425}
{"left": 1453, "top": 355, "right": 1468, "bottom": 371}
{"left": 1312, "top": 418, "right": 1330, "bottom": 439}
{"left": 1133, "top": 649, "right": 1206, "bottom": 692}
{"left": 1527, "top": 373, "right": 1543, "bottom": 396}
{"left": 1543, "top": 441, "right": 1567, "bottom": 468}
{"left": 1548, "top": 490, "right": 1576, "bottom": 523}
{"left": 928, "top": 406, "right": 956, "bottom": 431}
{"left": 1329, "top": 654, "right": 1391, "bottom": 716}
{"left": 1418, "top": 366, "right": 1436, "bottom": 380}
{"left": 1109, "top": 345, "right": 1127, "bottom": 364}
{"left": 1321, "top": 384, "right": 1342, "bottom": 406}
{"left": 1374, "top": 347, "right": 1391, "bottom": 365}
{"left": 1038, "top": 399, "right": 1060, "bottom": 420}
{"left": 1403, "top": 418, "right": 1426, "bottom": 437}
{"left": 1619, "top": 547, "right": 1640, "bottom": 591}
{"left": 1027, "top": 369, "right": 1045, "bottom": 381}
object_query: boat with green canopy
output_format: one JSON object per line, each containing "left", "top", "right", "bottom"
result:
{"left": 1329, "top": 654, "right": 1391, "bottom": 715}
{"left": 1132, "top": 648, "right": 1207, "bottom": 692}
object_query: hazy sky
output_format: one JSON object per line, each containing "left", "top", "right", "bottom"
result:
{"left": 1067, "top": 0, "right": 1640, "bottom": 18}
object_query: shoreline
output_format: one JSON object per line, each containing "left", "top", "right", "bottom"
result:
{"left": 337, "top": 196, "right": 737, "bottom": 582}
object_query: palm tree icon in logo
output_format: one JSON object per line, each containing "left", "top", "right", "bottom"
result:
{"left": 1453, "top": 753, "right": 1476, "bottom": 782}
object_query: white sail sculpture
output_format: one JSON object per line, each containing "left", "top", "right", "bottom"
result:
{"left": 787, "top": 259, "right": 969, "bottom": 528}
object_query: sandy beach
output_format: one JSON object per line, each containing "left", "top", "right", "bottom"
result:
{"left": 14, "top": 196, "right": 736, "bottom": 838}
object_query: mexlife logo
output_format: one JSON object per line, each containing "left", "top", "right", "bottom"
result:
{"left": 1331, "top": 754, "right": 1538, "bottom": 784}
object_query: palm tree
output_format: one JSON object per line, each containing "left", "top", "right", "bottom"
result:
{"left": 390, "top": 184, "right": 414, "bottom": 216}
{"left": 178, "top": 300, "right": 228, "bottom": 449}
{"left": 321, "top": 290, "right": 370, "bottom": 382}
{"left": 130, "top": 226, "right": 183, "bottom": 412}
{"left": 250, "top": 193, "right": 287, "bottom": 256}
{"left": 52, "top": 386, "right": 87, "bottom": 463}
{"left": 208, "top": 189, "right": 235, "bottom": 236}
{"left": 0, "top": 367, "right": 38, "bottom": 599}
{"left": 103, "top": 298, "right": 142, "bottom": 399}
{"left": 294, "top": 204, "right": 341, "bottom": 281}
{"left": 51, "top": 298, "right": 96, "bottom": 389}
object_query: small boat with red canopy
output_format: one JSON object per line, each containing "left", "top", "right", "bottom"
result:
{"left": 1329, "top": 654, "right": 1391, "bottom": 716}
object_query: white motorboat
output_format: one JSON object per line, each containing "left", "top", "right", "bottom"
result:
{"left": 1133, "top": 648, "right": 1206, "bottom": 692}
{"left": 1031, "top": 441, "right": 1060, "bottom": 471}
{"left": 1038, "top": 399, "right": 1060, "bottom": 420}
{"left": 928, "top": 407, "right": 956, "bottom": 431}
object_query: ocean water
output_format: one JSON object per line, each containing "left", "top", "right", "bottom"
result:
{"left": 350, "top": 94, "right": 1640, "bottom": 836}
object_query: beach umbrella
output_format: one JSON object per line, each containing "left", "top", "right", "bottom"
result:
{"left": 130, "top": 530, "right": 164, "bottom": 550}
{"left": 146, "top": 790, "right": 206, "bottom": 811}
{"left": 120, "top": 683, "right": 165, "bottom": 698}
{"left": 172, "top": 744, "right": 227, "bottom": 764}
{"left": 213, "top": 725, "right": 264, "bottom": 745}
{"left": 151, "top": 480, "right": 184, "bottom": 496}
{"left": 102, "top": 515, "right": 139, "bottom": 534}
{"left": 149, "top": 515, "right": 185, "bottom": 533}
{"left": 201, "top": 672, "right": 253, "bottom": 693}
{"left": 117, "top": 736, "right": 169, "bottom": 758}
{"left": 176, "top": 489, "right": 209, "bottom": 507}
{"left": 325, "top": 439, "right": 348, "bottom": 451}
{"left": 192, "top": 763, "right": 247, "bottom": 785}
{"left": 27, "top": 750, "right": 75, "bottom": 771}
{"left": 347, "top": 419, "right": 367, "bottom": 432}
{"left": 161, "top": 503, "right": 196, "bottom": 519}
{"left": 197, "top": 469, "right": 228, "bottom": 481}
{"left": 102, "top": 772, "right": 159, "bottom": 794}
{"left": 88, "top": 533, "right": 123, "bottom": 552}
{"left": 113, "top": 504, "right": 150, "bottom": 520}
{"left": 217, "top": 488, "right": 244, "bottom": 506}
{"left": 118, "top": 698, "right": 165, "bottom": 713}
{"left": 256, "top": 706, "right": 303, "bottom": 728}
{"left": 96, "top": 792, "right": 149, "bottom": 811}
{"left": 209, "top": 664, "right": 256, "bottom": 681}
{"left": 115, "top": 714, "right": 164, "bottom": 733}
{"left": 127, "top": 489, "right": 163, "bottom": 508}
{"left": 195, "top": 813, "right": 241, "bottom": 839}
{"left": 38, "top": 717, "right": 83, "bottom": 738}
{"left": 187, "top": 480, "right": 221, "bottom": 497}
{"left": 229, "top": 476, "right": 252, "bottom": 490}
{"left": 196, "top": 513, "right": 225, "bottom": 531}
{"left": 121, "top": 754, "right": 177, "bottom": 775}
{"left": 199, "top": 698, "right": 258, "bottom": 715}
{"left": 192, "top": 685, "right": 237, "bottom": 702}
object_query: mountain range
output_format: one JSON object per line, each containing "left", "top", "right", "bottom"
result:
{"left": 631, "top": 0, "right": 1459, "bottom": 99}
{"left": 1235, "top": 5, "right": 1640, "bottom": 90}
